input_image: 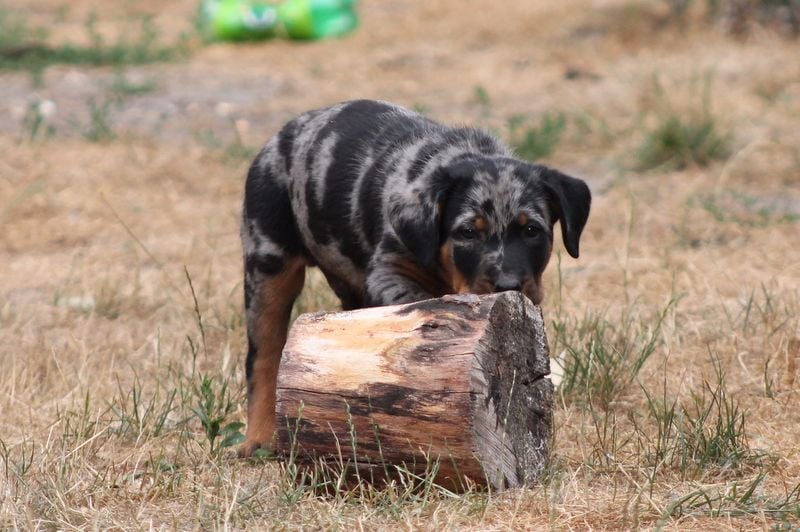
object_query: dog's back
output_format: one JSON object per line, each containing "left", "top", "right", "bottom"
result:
{"left": 244, "top": 100, "right": 511, "bottom": 295}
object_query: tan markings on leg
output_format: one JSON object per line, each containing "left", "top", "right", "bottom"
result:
{"left": 439, "top": 241, "right": 471, "bottom": 294}
{"left": 243, "top": 257, "right": 305, "bottom": 456}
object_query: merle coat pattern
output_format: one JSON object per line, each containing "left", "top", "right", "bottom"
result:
{"left": 240, "top": 99, "right": 591, "bottom": 455}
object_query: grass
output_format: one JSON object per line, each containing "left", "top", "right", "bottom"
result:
{"left": 552, "top": 298, "right": 676, "bottom": 410}
{"left": 107, "top": 71, "right": 159, "bottom": 97}
{"left": 637, "top": 353, "right": 771, "bottom": 477}
{"left": 660, "top": 473, "right": 800, "bottom": 523}
{"left": 637, "top": 113, "right": 730, "bottom": 170}
{"left": 2, "top": 0, "right": 800, "bottom": 528}
{"left": 0, "top": 12, "right": 190, "bottom": 73}
{"left": 636, "top": 78, "right": 731, "bottom": 171}
{"left": 507, "top": 112, "right": 566, "bottom": 162}
{"left": 18, "top": 101, "right": 56, "bottom": 142}
{"left": 695, "top": 190, "right": 800, "bottom": 227}
{"left": 82, "top": 98, "right": 117, "bottom": 142}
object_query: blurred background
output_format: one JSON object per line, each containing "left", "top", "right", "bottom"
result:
{"left": 1, "top": 0, "right": 799, "bottom": 528}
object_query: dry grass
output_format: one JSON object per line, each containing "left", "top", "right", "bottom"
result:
{"left": 2, "top": 0, "right": 800, "bottom": 529}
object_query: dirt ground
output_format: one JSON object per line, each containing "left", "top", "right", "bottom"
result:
{"left": 2, "top": 0, "right": 800, "bottom": 529}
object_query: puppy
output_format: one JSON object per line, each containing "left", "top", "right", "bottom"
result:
{"left": 240, "top": 99, "right": 591, "bottom": 455}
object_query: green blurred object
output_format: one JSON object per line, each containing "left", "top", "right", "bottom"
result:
{"left": 200, "top": 0, "right": 358, "bottom": 41}
{"left": 278, "top": 0, "right": 358, "bottom": 40}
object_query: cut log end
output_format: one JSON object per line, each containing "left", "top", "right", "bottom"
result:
{"left": 275, "top": 292, "right": 553, "bottom": 491}
{"left": 471, "top": 293, "right": 553, "bottom": 488}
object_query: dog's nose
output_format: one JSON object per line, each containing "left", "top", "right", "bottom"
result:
{"left": 494, "top": 275, "right": 521, "bottom": 292}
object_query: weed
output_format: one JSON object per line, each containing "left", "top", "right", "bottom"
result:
{"left": 0, "top": 13, "right": 188, "bottom": 72}
{"left": 191, "top": 374, "right": 245, "bottom": 456}
{"left": 584, "top": 404, "right": 634, "bottom": 469}
{"left": 507, "top": 112, "right": 566, "bottom": 161}
{"left": 677, "top": 356, "right": 763, "bottom": 472}
{"left": 695, "top": 190, "right": 800, "bottom": 228}
{"left": 0, "top": 438, "right": 35, "bottom": 483}
{"left": 59, "top": 391, "right": 102, "bottom": 442}
{"left": 637, "top": 77, "right": 730, "bottom": 171}
{"left": 472, "top": 85, "right": 492, "bottom": 122}
{"left": 637, "top": 113, "right": 729, "bottom": 170}
{"left": 635, "top": 353, "right": 771, "bottom": 477}
{"left": 552, "top": 298, "right": 676, "bottom": 409}
{"left": 18, "top": 101, "right": 56, "bottom": 142}
{"left": 82, "top": 98, "right": 117, "bottom": 142}
{"left": 109, "top": 374, "right": 176, "bottom": 441}
{"left": 661, "top": 473, "right": 800, "bottom": 522}
{"left": 182, "top": 267, "right": 245, "bottom": 456}
{"left": 108, "top": 71, "right": 158, "bottom": 97}
{"left": 734, "top": 283, "right": 798, "bottom": 336}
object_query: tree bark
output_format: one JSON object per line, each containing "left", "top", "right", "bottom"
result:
{"left": 274, "top": 292, "right": 553, "bottom": 491}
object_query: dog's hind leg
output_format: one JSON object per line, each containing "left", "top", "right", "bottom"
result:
{"left": 240, "top": 253, "right": 305, "bottom": 456}
{"left": 240, "top": 141, "right": 309, "bottom": 456}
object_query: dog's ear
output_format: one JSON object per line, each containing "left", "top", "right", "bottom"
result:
{"left": 388, "top": 161, "right": 474, "bottom": 267}
{"left": 538, "top": 166, "right": 591, "bottom": 258}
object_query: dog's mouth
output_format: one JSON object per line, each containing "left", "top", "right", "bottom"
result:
{"left": 521, "top": 278, "right": 543, "bottom": 305}
{"left": 469, "top": 277, "right": 542, "bottom": 304}
{"left": 468, "top": 278, "right": 496, "bottom": 295}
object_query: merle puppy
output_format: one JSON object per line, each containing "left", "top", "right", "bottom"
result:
{"left": 240, "top": 99, "right": 591, "bottom": 455}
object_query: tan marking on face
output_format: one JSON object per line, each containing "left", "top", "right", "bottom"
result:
{"left": 242, "top": 257, "right": 305, "bottom": 456}
{"left": 474, "top": 215, "right": 487, "bottom": 232}
{"left": 517, "top": 213, "right": 529, "bottom": 226}
{"left": 439, "top": 241, "right": 471, "bottom": 294}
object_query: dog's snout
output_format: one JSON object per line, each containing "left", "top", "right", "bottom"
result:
{"left": 494, "top": 274, "right": 521, "bottom": 292}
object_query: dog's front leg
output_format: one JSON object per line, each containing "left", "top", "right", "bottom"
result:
{"left": 364, "top": 253, "right": 439, "bottom": 306}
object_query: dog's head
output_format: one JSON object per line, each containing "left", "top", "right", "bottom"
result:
{"left": 389, "top": 156, "right": 591, "bottom": 304}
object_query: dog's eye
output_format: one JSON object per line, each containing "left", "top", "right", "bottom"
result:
{"left": 457, "top": 227, "right": 478, "bottom": 240}
{"left": 523, "top": 224, "right": 539, "bottom": 238}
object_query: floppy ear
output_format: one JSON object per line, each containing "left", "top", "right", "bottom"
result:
{"left": 538, "top": 166, "right": 591, "bottom": 258}
{"left": 388, "top": 161, "right": 474, "bottom": 267}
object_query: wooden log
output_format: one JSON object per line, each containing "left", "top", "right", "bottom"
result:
{"left": 274, "top": 292, "right": 553, "bottom": 490}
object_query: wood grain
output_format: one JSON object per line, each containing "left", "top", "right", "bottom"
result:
{"left": 274, "top": 292, "right": 553, "bottom": 490}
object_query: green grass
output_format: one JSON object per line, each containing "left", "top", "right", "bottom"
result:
{"left": 636, "top": 76, "right": 731, "bottom": 171}
{"left": 108, "top": 71, "right": 159, "bottom": 97}
{"left": 82, "top": 98, "right": 117, "bottom": 143}
{"left": 637, "top": 113, "right": 730, "bottom": 171}
{"left": 0, "top": 12, "right": 190, "bottom": 72}
{"left": 637, "top": 353, "right": 771, "bottom": 477}
{"left": 695, "top": 190, "right": 800, "bottom": 227}
{"left": 19, "top": 101, "right": 56, "bottom": 142}
{"left": 507, "top": 112, "right": 566, "bottom": 162}
{"left": 552, "top": 298, "right": 676, "bottom": 410}
{"left": 660, "top": 473, "right": 800, "bottom": 523}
